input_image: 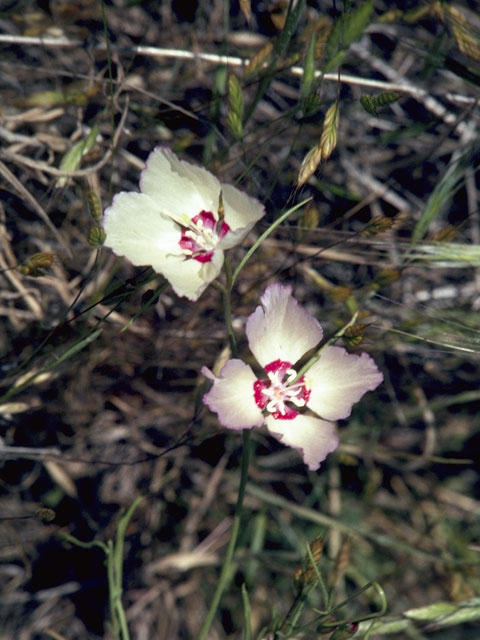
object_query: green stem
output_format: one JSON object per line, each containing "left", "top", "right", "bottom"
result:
{"left": 223, "top": 296, "right": 237, "bottom": 358}
{"left": 293, "top": 311, "right": 359, "bottom": 382}
{"left": 244, "top": 0, "right": 306, "bottom": 124}
{"left": 197, "top": 430, "right": 252, "bottom": 640}
{"left": 198, "top": 280, "right": 251, "bottom": 639}
{"left": 106, "top": 541, "right": 120, "bottom": 639}
{"left": 232, "top": 198, "right": 311, "bottom": 286}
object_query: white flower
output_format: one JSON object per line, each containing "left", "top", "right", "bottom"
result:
{"left": 202, "top": 284, "right": 383, "bottom": 470}
{"left": 103, "top": 148, "right": 265, "bottom": 300}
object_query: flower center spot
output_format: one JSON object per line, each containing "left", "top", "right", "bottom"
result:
{"left": 179, "top": 210, "right": 230, "bottom": 263}
{"left": 253, "top": 359, "right": 311, "bottom": 420}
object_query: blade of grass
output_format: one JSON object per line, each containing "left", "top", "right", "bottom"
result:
{"left": 244, "top": 0, "right": 306, "bottom": 124}
{"left": 411, "top": 150, "right": 470, "bottom": 245}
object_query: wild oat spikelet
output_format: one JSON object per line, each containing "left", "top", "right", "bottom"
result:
{"left": 239, "top": 0, "right": 252, "bottom": 23}
{"left": 360, "top": 215, "right": 395, "bottom": 237}
{"left": 431, "top": 225, "right": 459, "bottom": 243}
{"left": 360, "top": 92, "right": 400, "bottom": 116}
{"left": 297, "top": 102, "right": 339, "bottom": 187}
{"left": 319, "top": 102, "right": 339, "bottom": 160}
{"left": 297, "top": 144, "right": 323, "bottom": 187}
{"left": 87, "top": 190, "right": 103, "bottom": 223}
{"left": 17, "top": 252, "right": 55, "bottom": 276}
{"left": 294, "top": 538, "right": 324, "bottom": 584}
{"left": 245, "top": 41, "right": 273, "bottom": 76}
{"left": 436, "top": 3, "right": 480, "bottom": 61}
{"left": 227, "top": 74, "right": 244, "bottom": 139}
{"left": 88, "top": 226, "right": 106, "bottom": 248}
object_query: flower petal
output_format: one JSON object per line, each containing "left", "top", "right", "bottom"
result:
{"left": 265, "top": 414, "right": 339, "bottom": 471}
{"left": 160, "top": 249, "right": 224, "bottom": 301}
{"left": 104, "top": 191, "right": 224, "bottom": 300}
{"left": 202, "top": 360, "right": 264, "bottom": 430}
{"left": 246, "top": 283, "right": 323, "bottom": 367}
{"left": 221, "top": 183, "right": 265, "bottom": 237}
{"left": 306, "top": 346, "right": 383, "bottom": 421}
{"left": 103, "top": 192, "right": 181, "bottom": 269}
{"left": 140, "top": 147, "right": 221, "bottom": 225}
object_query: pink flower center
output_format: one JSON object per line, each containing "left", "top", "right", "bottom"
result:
{"left": 178, "top": 210, "right": 230, "bottom": 263}
{"left": 253, "top": 359, "right": 311, "bottom": 420}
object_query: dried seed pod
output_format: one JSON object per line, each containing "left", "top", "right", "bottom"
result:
{"left": 245, "top": 41, "right": 273, "bottom": 76}
{"left": 17, "top": 252, "right": 55, "bottom": 276}
{"left": 344, "top": 323, "right": 369, "bottom": 346}
{"left": 36, "top": 508, "right": 56, "bottom": 522}
{"left": 297, "top": 202, "right": 319, "bottom": 242}
{"left": 431, "top": 225, "right": 458, "bottom": 243}
{"left": 328, "top": 286, "right": 352, "bottom": 302}
{"left": 294, "top": 538, "right": 324, "bottom": 584}
{"left": 361, "top": 215, "right": 395, "bottom": 237}
{"left": 375, "top": 268, "right": 401, "bottom": 286}
{"left": 87, "top": 190, "right": 103, "bottom": 223}
{"left": 88, "top": 226, "right": 106, "bottom": 248}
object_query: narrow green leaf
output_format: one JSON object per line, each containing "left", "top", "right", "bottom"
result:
{"left": 241, "top": 583, "right": 252, "bottom": 640}
{"left": 244, "top": 0, "right": 306, "bottom": 123}
{"left": 436, "top": 603, "right": 480, "bottom": 628}
{"left": 408, "top": 242, "right": 480, "bottom": 265}
{"left": 341, "top": 0, "right": 375, "bottom": 48}
{"left": 404, "top": 601, "right": 458, "bottom": 621}
{"left": 360, "top": 92, "right": 400, "bottom": 115}
{"left": 57, "top": 124, "right": 99, "bottom": 187}
{"left": 411, "top": 151, "right": 468, "bottom": 244}
{"left": 301, "top": 33, "right": 317, "bottom": 98}
{"left": 325, "top": 0, "right": 375, "bottom": 71}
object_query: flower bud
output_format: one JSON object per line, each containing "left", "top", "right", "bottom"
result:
{"left": 88, "top": 226, "right": 106, "bottom": 247}
{"left": 17, "top": 252, "right": 55, "bottom": 276}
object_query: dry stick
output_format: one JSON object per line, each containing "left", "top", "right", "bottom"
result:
{"left": 0, "top": 158, "right": 70, "bottom": 254}
{"left": 0, "top": 98, "right": 129, "bottom": 179}
{"left": 350, "top": 40, "right": 478, "bottom": 136}
{"left": 0, "top": 35, "right": 476, "bottom": 107}
{"left": 0, "top": 445, "right": 61, "bottom": 460}
{"left": 0, "top": 248, "right": 44, "bottom": 320}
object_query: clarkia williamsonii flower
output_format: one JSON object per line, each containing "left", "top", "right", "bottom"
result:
{"left": 202, "top": 284, "right": 383, "bottom": 470}
{"left": 103, "top": 148, "right": 265, "bottom": 301}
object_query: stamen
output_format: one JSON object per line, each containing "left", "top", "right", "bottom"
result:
{"left": 253, "top": 359, "right": 311, "bottom": 420}
{"left": 178, "top": 210, "right": 230, "bottom": 263}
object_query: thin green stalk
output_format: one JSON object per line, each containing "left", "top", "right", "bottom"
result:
{"left": 293, "top": 311, "right": 359, "bottom": 383}
{"left": 113, "top": 496, "right": 144, "bottom": 640}
{"left": 62, "top": 498, "right": 143, "bottom": 640}
{"left": 241, "top": 574, "right": 253, "bottom": 640}
{"left": 222, "top": 260, "right": 238, "bottom": 357}
{"left": 305, "top": 542, "right": 329, "bottom": 611}
{"left": 198, "top": 280, "right": 251, "bottom": 639}
{"left": 197, "top": 430, "right": 252, "bottom": 640}
{"left": 244, "top": 0, "right": 306, "bottom": 124}
{"left": 232, "top": 198, "right": 311, "bottom": 286}
{"left": 106, "top": 540, "right": 120, "bottom": 639}
{"left": 100, "top": 0, "right": 115, "bottom": 135}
